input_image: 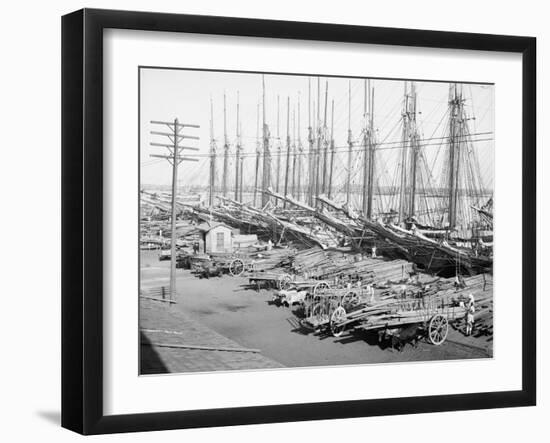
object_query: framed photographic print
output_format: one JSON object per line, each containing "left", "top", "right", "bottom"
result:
{"left": 61, "top": 8, "right": 536, "bottom": 435}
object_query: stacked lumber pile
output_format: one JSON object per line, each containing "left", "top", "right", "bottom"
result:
{"left": 283, "top": 247, "right": 413, "bottom": 284}
{"left": 248, "top": 248, "right": 298, "bottom": 271}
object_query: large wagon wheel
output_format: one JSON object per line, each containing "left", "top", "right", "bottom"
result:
{"left": 229, "top": 258, "right": 245, "bottom": 276}
{"left": 277, "top": 274, "right": 292, "bottom": 290}
{"left": 313, "top": 281, "right": 331, "bottom": 295}
{"left": 330, "top": 306, "right": 347, "bottom": 337}
{"left": 428, "top": 314, "right": 449, "bottom": 345}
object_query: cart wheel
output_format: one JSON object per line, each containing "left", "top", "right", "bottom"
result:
{"left": 313, "top": 281, "right": 330, "bottom": 295}
{"left": 330, "top": 306, "right": 347, "bottom": 337}
{"left": 229, "top": 258, "right": 245, "bottom": 276}
{"left": 341, "top": 291, "right": 359, "bottom": 308}
{"left": 428, "top": 314, "right": 448, "bottom": 345}
{"left": 277, "top": 274, "right": 292, "bottom": 290}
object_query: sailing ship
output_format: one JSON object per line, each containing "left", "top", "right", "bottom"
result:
{"left": 142, "top": 75, "right": 494, "bottom": 276}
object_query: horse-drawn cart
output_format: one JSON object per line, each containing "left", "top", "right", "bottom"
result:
{"left": 328, "top": 294, "right": 467, "bottom": 345}
{"left": 300, "top": 285, "right": 373, "bottom": 330}
{"left": 300, "top": 283, "right": 467, "bottom": 346}
{"left": 269, "top": 279, "right": 330, "bottom": 306}
{"left": 213, "top": 254, "right": 287, "bottom": 277}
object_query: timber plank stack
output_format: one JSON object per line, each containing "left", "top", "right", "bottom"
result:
{"left": 283, "top": 247, "right": 413, "bottom": 284}
{"left": 249, "top": 248, "right": 299, "bottom": 271}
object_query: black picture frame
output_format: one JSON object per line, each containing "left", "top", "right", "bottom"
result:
{"left": 61, "top": 8, "right": 536, "bottom": 435}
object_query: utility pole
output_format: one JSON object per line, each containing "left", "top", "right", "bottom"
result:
{"left": 346, "top": 81, "right": 353, "bottom": 204}
{"left": 235, "top": 92, "right": 241, "bottom": 202}
{"left": 222, "top": 92, "right": 229, "bottom": 197}
{"left": 150, "top": 118, "right": 199, "bottom": 302}
{"left": 209, "top": 97, "right": 217, "bottom": 207}
{"left": 261, "top": 75, "right": 271, "bottom": 207}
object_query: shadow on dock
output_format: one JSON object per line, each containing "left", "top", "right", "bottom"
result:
{"left": 140, "top": 331, "right": 169, "bottom": 375}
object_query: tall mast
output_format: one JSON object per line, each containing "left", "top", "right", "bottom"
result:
{"left": 253, "top": 102, "right": 261, "bottom": 207}
{"left": 296, "top": 94, "right": 302, "bottom": 201}
{"left": 234, "top": 91, "right": 241, "bottom": 202}
{"left": 328, "top": 99, "right": 335, "bottom": 199}
{"left": 208, "top": 96, "right": 217, "bottom": 207}
{"left": 315, "top": 77, "right": 321, "bottom": 206}
{"left": 284, "top": 96, "right": 291, "bottom": 207}
{"left": 307, "top": 78, "right": 315, "bottom": 206}
{"left": 398, "top": 82, "right": 410, "bottom": 224}
{"left": 261, "top": 75, "right": 271, "bottom": 207}
{"left": 361, "top": 79, "right": 369, "bottom": 216}
{"left": 407, "top": 83, "right": 419, "bottom": 220}
{"left": 322, "top": 81, "right": 329, "bottom": 194}
{"left": 346, "top": 81, "right": 353, "bottom": 204}
{"left": 448, "top": 83, "right": 462, "bottom": 229}
{"left": 276, "top": 95, "right": 281, "bottom": 195}
{"left": 291, "top": 104, "right": 297, "bottom": 197}
{"left": 239, "top": 123, "right": 244, "bottom": 203}
{"left": 366, "top": 84, "right": 376, "bottom": 219}
{"left": 222, "top": 91, "right": 229, "bottom": 197}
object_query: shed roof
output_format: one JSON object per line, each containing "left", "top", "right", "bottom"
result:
{"left": 196, "top": 222, "right": 232, "bottom": 233}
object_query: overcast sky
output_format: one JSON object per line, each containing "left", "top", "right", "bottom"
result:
{"left": 139, "top": 67, "right": 494, "bottom": 193}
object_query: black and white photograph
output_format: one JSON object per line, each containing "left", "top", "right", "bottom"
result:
{"left": 139, "top": 68, "right": 494, "bottom": 374}
{"left": 0, "top": 0, "right": 545, "bottom": 438}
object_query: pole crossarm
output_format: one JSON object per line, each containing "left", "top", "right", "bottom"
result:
{"left": 150, "top": 120, "right": 200, "bottom": 128}
{"left": 150, "top": 133, "right": 200, "bottom": 140}
{"left": 150, "top": 142, "right": 199, "bottom": 151}
{"left": 175, "top": 146, "right": 199, "bottom": 151}
{"left": 150, "top": 154, "right": 199, "bottom": 162}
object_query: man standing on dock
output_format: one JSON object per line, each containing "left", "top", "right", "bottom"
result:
{"left": 465, "top": 293, "right": 475, "bottom": 336}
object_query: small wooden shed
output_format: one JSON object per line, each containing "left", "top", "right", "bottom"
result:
{"left": 201, "top": 223, "right": 233, "bottom": 254}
